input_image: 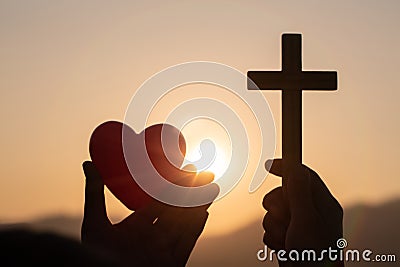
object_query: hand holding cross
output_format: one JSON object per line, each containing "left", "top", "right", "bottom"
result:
{"left": 251, "top": 34, "right": 343, "bottom": 267}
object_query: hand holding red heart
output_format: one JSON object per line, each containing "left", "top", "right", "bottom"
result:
{"left": 83, "top": 121, "right": 219, "bottom": 266}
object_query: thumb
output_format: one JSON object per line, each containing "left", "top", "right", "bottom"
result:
{"left": 266, "top": 159, "right": 315, "bottom": 217}
{"left": 82, "top": 161, "right": 111, "bottom": 240}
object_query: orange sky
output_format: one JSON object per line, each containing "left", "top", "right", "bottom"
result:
{"left": 0, "top": 0, "right": 399, "bottom": 237}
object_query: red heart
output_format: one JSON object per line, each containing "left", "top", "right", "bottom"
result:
{"left": 89, "top": 121, "right": 188, "bottom": 210}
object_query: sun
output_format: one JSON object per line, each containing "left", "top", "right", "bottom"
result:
{"left": 180, "top": 118, "right": 232, "bottom": 181}
{"left": 204, "top": 146, "right": 230, "bottom": 180}
{"left": 185, "top": 144, "right": 230, "bottom": 181}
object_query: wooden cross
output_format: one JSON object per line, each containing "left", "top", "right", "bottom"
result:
{"left": 248, "top": 33, "right": 337, "bottom": 177}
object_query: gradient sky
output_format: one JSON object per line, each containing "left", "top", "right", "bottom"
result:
{"left": 1, "top": 0, "right": 399, "bottom": 237}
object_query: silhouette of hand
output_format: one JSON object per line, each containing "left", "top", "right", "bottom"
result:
{"left": 81, "top": 161, "right": 219, "bottom": 267}
{"left": 262, "top": 159, "right": 344, "bottom": 267}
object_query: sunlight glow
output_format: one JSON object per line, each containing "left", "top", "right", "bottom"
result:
{"left": 186, "top": 145, "right": 230, "bottom": 180}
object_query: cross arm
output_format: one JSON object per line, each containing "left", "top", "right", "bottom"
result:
{"left": 247, "top": 71, "right": 337, "bottom": 91}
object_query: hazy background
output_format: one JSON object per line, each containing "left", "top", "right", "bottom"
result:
{"left": 0, "top": 0, "right": 399, "bottom": 265}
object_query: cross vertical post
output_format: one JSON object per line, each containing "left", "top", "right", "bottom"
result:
{"left": 282, "top": 34, "right": 303, "bottom": 168}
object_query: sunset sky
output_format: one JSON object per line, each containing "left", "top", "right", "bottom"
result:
{"left": 1, "top": 0, "right": 399, "bottom": 237}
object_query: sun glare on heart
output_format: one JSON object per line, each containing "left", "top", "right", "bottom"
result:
{"left": 181, "top": 119, "right": 232, "bottom": 181}
{"left": 186, "top": 145, "right": 229, "bottom": 180}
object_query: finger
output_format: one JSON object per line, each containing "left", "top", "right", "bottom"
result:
{"left": 119, "top": 199, "right": 166, "bottom": 228}
{"left": 265, "top": 159, "right": 316, "bottom": 216}
{"left": 167, "top": 165, "right": 197, "bottom": 187}
{"left": 265, "top": 158, "right": 288, "bottom": 197}
{"left": 262, "top": 187, "right": 290, "bottom": 225}
{"left": 182, "top": 164, "right": 197, "bottom": 172}
{"left": 153, "top": 185, "right": 217, "bottom": 249}
{"left": 82, "top": 161, "right": 110, "bottom": 224}
{"left": 263, "top": 213, "right": 286, "bottom": 250}
{"left": 172, "top": 169, "right": 214, "bottom": 187}
{"left": 164, "top": 174, "right": 219, "bottom": 212}
{"left": 173, "top": 209, "right": 209, "bottom": 266}
{"left": 147, "top": 206, "right": 189, "bottom": 256}
{"left": 180, "top": 164, "right": 214, "bottom": 187}
{"left": 307, "top": 168, "right": 343, "bottom": 220}
{"left": 198, "top": 182, "right": 219, "bottom": 210}
{"left": 266, "top": 159, "right": 342, "bottom": 217}
{"left": 177, "top": 183, "right": 220, "bottom": 213}
{"left": 168, "top": 183, "right": 218, "bottom": 265}
{"left": 135, "top": 200, "right": 165, "bottom": 222}
{"left": 263, "top": 187, "right": 285, "bottom": 211}
{"left": 286, "top": 163, "right": 316, "bottom": 217}
{"left": 265, "top": 158, "right": 283, "bottom": 177}
{"left": 193, "top": 171, "right": 215, "bottom": 186}
{"left": 155, "top": 205, "right": 186, "bottom": 232}
{"left": 82, "top": 161, "right": 111, "bottom": 241}
{"left": 153, "top": 183, "right": 218, "bottom": 245}
{"left": 263, "top": 231, "right": 285, "bottom": 250}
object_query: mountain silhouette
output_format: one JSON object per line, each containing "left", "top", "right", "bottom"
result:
{"left": 0, "top": 215, "right": 82, "bottom": 239}
{"left": 1, "top": 199, "right": 399, "bottom": 266}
